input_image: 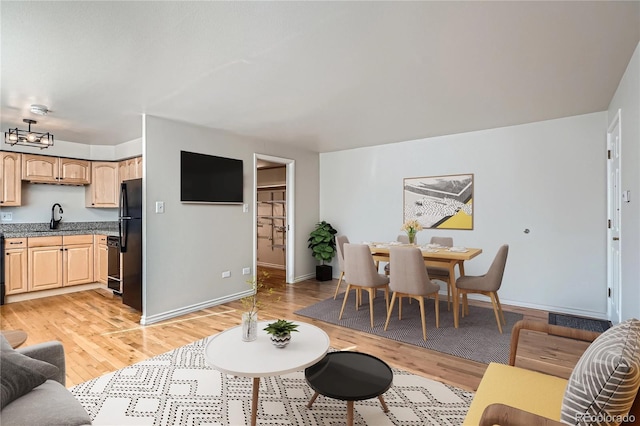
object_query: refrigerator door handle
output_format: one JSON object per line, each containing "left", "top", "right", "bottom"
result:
{"left": 119, "top": 183, "right": 129, "bottom": 253}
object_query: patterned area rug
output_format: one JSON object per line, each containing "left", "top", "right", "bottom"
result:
{"left": 70, "top": 338, "right": 474, "bottom": 425}
{"left": 295, "top": 292, "right": 523, "bottom": 364}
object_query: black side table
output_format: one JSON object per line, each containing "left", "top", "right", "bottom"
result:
{"left": 305, "top": 351, "right": 393, "bottom": 426}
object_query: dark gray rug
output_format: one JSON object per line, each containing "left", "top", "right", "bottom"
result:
{"left": 295, "top": 291, "right": 522, "bottom": 365}
{"left": 548, "top": 312, "right": 611, "bottom": 333}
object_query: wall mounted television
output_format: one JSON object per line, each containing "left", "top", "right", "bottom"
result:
{"left": 180, "top": 150, "right": 244, "bottom": 204}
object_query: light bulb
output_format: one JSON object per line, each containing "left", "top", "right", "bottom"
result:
{"left": 27, "top": 132, "right": 37, "bottom": 142}
{"left": 8, "top": 132, "right": 18, "bottom": 142}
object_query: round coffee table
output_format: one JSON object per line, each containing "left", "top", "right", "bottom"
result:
{"left": 305, "top": 351, "right": 393, "bottom": 426}
{"left": 205, "top": 321, "right": 329, "bottom": 426}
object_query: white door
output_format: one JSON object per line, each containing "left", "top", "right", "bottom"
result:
{"left": 607, "top": 110, "right": 622, "bottom": 324}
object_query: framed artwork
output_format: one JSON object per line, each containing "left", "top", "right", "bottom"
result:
{"left": 403, "top": 173, "right": 474, "bottom": 230}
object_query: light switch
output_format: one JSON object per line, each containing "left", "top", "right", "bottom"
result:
{"left": 243, "top": 203, "right": 249, "bottom": 213}
{"left": 155, "top": 201, "right": 165, "bottom": 214}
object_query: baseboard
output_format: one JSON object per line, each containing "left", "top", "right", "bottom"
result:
{"left": 140, "top": 289, "right": 252, "bottom": 325}
{"left": 257, "top": 262, "right": 285, "bottom": 270}
{"left": 5, "top": 282, "right": 105, "bottom": 304}
{"left": 464, "top": 294, "right": 608, "bottom": 320}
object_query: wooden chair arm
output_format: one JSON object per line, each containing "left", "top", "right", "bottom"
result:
{"left": 509, "top": 320, "right": 601, "bottom": 366}
{"left": 480, "top": 403, "right": 565, "bottom": 426}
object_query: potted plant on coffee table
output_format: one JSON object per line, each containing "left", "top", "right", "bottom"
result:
{"left": 307, "top": 221, "right": 338, "bottom": 281}
{"left": 263, "top": 319, "right": 299, "bottom": 348}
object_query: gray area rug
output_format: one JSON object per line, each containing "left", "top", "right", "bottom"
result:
{"left": 70, "top": 338, "right": 474, "bottom": 425}
{"left": 548, "top": 312, "right": 611, "bottom": 333}
{"left": 295, "top": 291, "right": 523, "bottom": 365}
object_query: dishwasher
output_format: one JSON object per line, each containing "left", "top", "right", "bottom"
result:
{"left": 107, "top": 236, "right": 122, "bottom": 295}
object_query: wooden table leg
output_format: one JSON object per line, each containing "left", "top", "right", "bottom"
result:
{"left": 378, "top": 395, "right": 389, "bottom": 413}
{"left": 449, "top": 262, "right": 459, "bottom": 328}
{"left": 251, "top": 377, "right": 260, "bottom": 426}
{"left": 347, "top": 400, "right": 354, "bottom": 426}
{"left": 306, "top": 392, "right": 320, "bottom": 409}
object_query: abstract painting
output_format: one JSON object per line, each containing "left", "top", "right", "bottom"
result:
{"left": 403, "top": 174, "right": 474, "bottom": 230}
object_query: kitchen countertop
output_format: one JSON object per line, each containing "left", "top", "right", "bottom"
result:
{"left": 2, "top": 229, "right": 119, "bottom": 238}
{"left": 1, "top": 221, "right": 119, "bottom": 239}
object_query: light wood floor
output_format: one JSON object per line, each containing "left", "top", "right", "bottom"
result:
{"left": 0, "top": 267, "right": 580, "bottom": 390}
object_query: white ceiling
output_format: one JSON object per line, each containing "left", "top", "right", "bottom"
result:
{"left": 2, "top": 1, "right": 639, "bottom": 153}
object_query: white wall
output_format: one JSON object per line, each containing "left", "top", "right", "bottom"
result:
{"left": 320, "top": 112, "right": 608, "bottom": 318}
{"left": 142, "top": 116, "right": 319, "bottom": 323}
{"left": 608, "top": 41, "right": 640, "bottom": 320}
{"left": 1, "top": 139, "right": 143, "bottom": 223}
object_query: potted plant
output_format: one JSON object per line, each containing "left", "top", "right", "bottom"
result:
{"left": 307, "top": 221, "right": 338, "bottom": 281}
{"left": 263, "top": 319, "right": 299, "bottom": 348}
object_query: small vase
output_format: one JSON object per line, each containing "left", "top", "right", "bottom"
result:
{"left": 408, "top": 232, "right": 416, "bottom": 245}
{"left": 270, "top": 333, "right": 291, "bottom": 348}
{"left": 241, "top": 312, "right": 258, "bottom": 342}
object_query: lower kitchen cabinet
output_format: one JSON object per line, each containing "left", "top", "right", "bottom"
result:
{"left": 27, "top": 235, "right": 94, "bottom": 291}
{"left": 4, "top": 238, "right": 28, "bottom": 295}
{"left": 28, "top": 243, "right": 63, "bottom": 291}
{"left": 94, "top": 235, "right": 108, "bottom": 284}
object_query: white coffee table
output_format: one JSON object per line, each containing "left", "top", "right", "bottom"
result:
{"left": 205, "top": 320, "right": 330, "bottom": 426}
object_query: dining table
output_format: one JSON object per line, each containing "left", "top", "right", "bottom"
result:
{"left": 367, "top": 242, "right": 482, "bottom": 329}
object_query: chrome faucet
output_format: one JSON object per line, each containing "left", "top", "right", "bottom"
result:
{"left": 50, "top": 203, "right": 63, "bottom": 229}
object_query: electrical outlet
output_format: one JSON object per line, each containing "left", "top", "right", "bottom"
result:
{"left": 242, "top": 267, "right": 251, "bottom": 275}
{"left": 243, "top": 203, "right": 249, "bottom": 213}
{"left": 1, "top": 212, "right": 13, "bottom": 221}
{"left": 155, "top": 201, "right": 165, "bottom": 214}
{"left": 222, "top": 270, "right": 231, "bottom": 278}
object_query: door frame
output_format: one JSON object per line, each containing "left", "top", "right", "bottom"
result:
{"left": 606, "top": 109, "right": 622, "bottom": 324}
{"left": 253, "top": 154, "right": 295, "bottom": 283}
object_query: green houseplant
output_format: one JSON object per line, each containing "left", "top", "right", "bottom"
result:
{"left": 263, "top": 319, "right": 299, "bottom": 348}
{"left": 307, "top": 221, "right": 338, "bottom": 281}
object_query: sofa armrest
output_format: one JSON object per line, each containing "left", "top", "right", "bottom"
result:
{"left": 480, "top": 403, "right": 565, "bottom": 426}
{"left": 17, "top": 341, "right": 66, "bottom": 386}
{"left": 509, "top": 320, "right": 601, "bottom": 366}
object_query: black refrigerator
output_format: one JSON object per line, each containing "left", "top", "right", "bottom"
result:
{"left": 119, "top": 178, "right": 143, "bottom": 312}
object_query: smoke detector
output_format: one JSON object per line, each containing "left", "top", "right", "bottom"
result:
{"left": 30, "top": 104, "right": 50, "bottom": 116}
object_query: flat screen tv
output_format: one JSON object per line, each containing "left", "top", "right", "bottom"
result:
{"left": 180, "top": 151, "right": 243, "bottom": 204}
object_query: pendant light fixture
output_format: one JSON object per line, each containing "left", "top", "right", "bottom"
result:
{"left": 5, "top": 118, "right": 54, "bottom": 149}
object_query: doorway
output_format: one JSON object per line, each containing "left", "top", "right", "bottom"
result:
{"left": 607, "top": 109, "right": 622, "bottom": 324}
{"left": 254, "top": 154, "right": 295, "bottom": 283}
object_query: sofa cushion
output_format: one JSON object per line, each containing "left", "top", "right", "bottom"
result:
{"left": 0, "top": 335, "right": 60, "bottom": 409}
{"left": 463, "top": 362, "right": 568, "bottom": 425}
{"left": 0, "top": 380, "right": 92, "bottom": 426}
{"left": 561, "top": 318, "right": 640, "bottom": 425}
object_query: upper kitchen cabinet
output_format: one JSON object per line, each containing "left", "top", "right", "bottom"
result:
{"left": 22, "top": 154, "right": 90, "bottom": 185}
{"left": 86, "top": 161, "right": 119, "bottom": 208}
{"left": 119, "top": 156, "right": 143, "bottom": 182}
{"left": 1, "top": 151, "right": 22, "bottom": 206}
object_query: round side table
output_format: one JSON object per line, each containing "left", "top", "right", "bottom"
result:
{"left": 305, "top": 351, "right": 393, "bottom": 426}
{"left": 1, "top": 330, "right": 28, "bottom": 348}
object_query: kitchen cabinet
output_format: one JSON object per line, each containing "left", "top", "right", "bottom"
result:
{"left": 27, "top": 235, "right": 94, "bottom": 291}
{"left": 4, "top": 238, "right": 27, "bottom": 295}
{"left": 0, "top": 151, "right": 22, "bottom": 206}
{"left": 94, "top": 235, "right": 108, "bottom": 284}
{"left": 63, "top": 235, "right": 94, "bottom": 286}
{"left": 28, "top": 236, "right": 63, "bottom": 291}
{"left": 86, "top": 161, "right": 119, "bottom": 208}
{"left": 21, "top": 154, "right": 90, "bottom": 185}
{"left": 119, "top": 156, "right": 142, "bottom": 182}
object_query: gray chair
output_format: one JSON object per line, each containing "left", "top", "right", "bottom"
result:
{"left": 384, "top": 247, "right": 440, "bottom": 341}
{"left": 383, "top": 234, "right": 415, "bottom": 275}
{"left": 455, "top": 244, "right": 509, "bottom": 333}
{"left": 332, "top": 235, "right": 349, "bottom": 299}
{"left": 426, "top": 236, "right": 455, "bottom": 310}
{"left": 339, "top": 243, "right": 390, "bottom": 328}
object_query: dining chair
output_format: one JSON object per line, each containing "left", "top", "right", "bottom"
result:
{"left": 426, "top": 236, "right": 454, "bottom": 310}
{"left": 332, "top": 235, "right": 349, "bottom": 299}
{"left": 455, "top": 244, "right": 509, "bottom": 333}
{"left": 384, "top": 247, "right": 440, "bottom": 341}
{"left": 383, "top": 234, "right": 416, "bottom": 275}
{"left": 339, "top": 243, "right": 390, "bottom": 328}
